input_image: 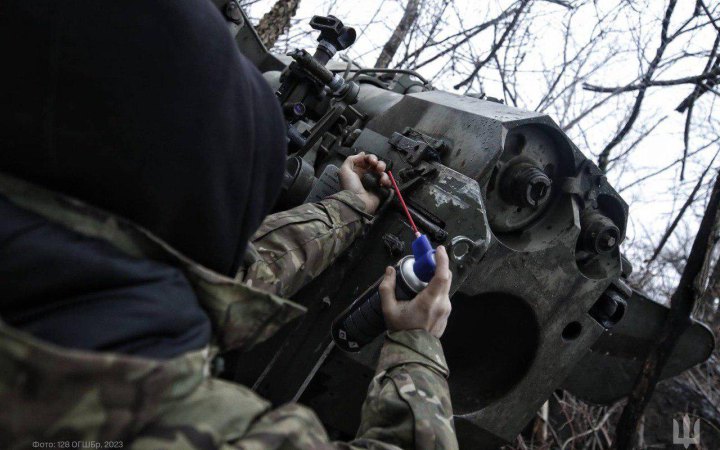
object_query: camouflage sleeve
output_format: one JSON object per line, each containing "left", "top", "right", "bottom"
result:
{"left": 232, "top": 329, "right": 457, "bottom": 450}
{"left": 237, "top": 190, "right": 370, "bottom": 298}
{"left": 354, "top": 329, "right": 457, "bottom": 449}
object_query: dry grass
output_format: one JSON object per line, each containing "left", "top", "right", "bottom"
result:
{"left": 502, "top": 392, "right": 623, "bottom": 450}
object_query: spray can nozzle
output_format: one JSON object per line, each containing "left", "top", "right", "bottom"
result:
{"left": 412, "top": 233, "right": 436, "bottom": 282}
{"left": 386, "top": 170, "right": 436, "bottom": 283}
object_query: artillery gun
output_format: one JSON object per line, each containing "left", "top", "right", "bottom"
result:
{"left": 215, "top": 3, "right": 714, "bottom": 447}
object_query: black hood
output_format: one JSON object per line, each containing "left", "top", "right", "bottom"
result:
{"left": 0, "top": 0, "right": 287, "bottom": 276}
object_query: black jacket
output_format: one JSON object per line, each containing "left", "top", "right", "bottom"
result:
{"left": 0, "top": 1, "right": 287, "bottom": 358}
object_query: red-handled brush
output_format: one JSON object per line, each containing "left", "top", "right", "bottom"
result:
{"left": 386, "top": 170, "right": 435, "bottom": 282}
{"left": 387, "top": 171, "right": 420, "bottom": 238}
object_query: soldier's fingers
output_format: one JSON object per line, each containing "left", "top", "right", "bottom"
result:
{"left": 355, "top": 154, "right": 376, "bottom": 173}
{"left": 379, "top": 266, "right": 398, "bottom": 316}
{"left": 425, "top": 246, "right": 452, "bottom": 298}
{"left": 363, "top": 157, "right": 390, "bottom": 186}
{"left": 352, "top": 152, "right": 377, "bottom": 173}
{"left": 342, "top": 152, "right": 364, "bottom": 171}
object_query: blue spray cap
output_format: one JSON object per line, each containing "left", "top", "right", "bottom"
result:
{"left": 412, "top": 234, "right": 436, "bottom": 282}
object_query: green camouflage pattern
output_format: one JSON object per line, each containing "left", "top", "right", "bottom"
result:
{"left": 0, "top": 322, "right": 455, "bottom": 449}
{"left": 354, "top": 330, "right": 457, "bottom": 449}
{"left": 0, "top": 173, "right": 458, "bottom": 449}
{"left": 238, "top": 190, "right": 369, "bottom": 297}
{"left": 0, "top": 172, "right": 306, "bottom": 352}
{"left": 0, "top": 323, "right": 217, "bottom": 449}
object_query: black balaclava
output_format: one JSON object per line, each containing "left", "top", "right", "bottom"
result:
{"left": 0, "top": 1, "right": 287, "bottom": 359}
{"left": 0, "top": 0, "right": 287, "bottom": 276}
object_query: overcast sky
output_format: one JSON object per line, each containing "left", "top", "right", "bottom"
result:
{"left": 245, "top": 0, "right": 719, "bottom": 295}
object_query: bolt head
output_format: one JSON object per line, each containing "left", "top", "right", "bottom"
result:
{"left": 225, "top": 2, "right": 242, "bottom": 23}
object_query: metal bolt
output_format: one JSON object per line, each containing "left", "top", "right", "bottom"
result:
{"left": 598, "top": 231, "right": 616, "bottom": 251}
{"left": 581, "top": 211, "right": 620, "bottom": 255}
{"left": 225, "top": 1, "right": 243, "bottom": 24}
{"left": 292, "top": 102, "right": 306, "bottom": 117}
{"left": 526, "top": 176, "right": 551, "bottom": 207}
{"left": 500, "top": 162, "right": 552, "bottom": 208}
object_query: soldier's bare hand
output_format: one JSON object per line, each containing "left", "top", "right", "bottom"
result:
{"left": 339, "top": 152, "right": 391, "bottom": 214}
{"left": 379, "top": 246, "right": 452, "bottom": 338}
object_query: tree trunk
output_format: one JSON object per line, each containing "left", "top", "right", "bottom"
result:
{"left": 614, "top": 170, "right": 720, "bottom": 449}
{"left": 374, "top": 0, "right": 421, "bottom": 68}
{"left": 255, "top": 0, "right": 301, "bottom": 50}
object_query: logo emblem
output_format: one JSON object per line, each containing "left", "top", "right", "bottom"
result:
{"left": 673, "top": 414, "right": 700, "bottom": 448}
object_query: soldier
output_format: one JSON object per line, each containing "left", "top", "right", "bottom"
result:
{"left": 0, "top": 1, "right": 457, "bottom": 449}
{"left": 239, "top": 151, "right": 392, "bottom": 298}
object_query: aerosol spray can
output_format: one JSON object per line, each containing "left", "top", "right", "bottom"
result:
{"left": 332, "top": 234, "right": 436, "bottom": 352}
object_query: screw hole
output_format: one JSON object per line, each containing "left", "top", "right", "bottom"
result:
{"left": 562, "top": 321, "right": 582, "bottom": 341}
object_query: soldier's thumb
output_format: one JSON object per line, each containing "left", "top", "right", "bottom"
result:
{"left": 379, "top": 266, "right": 398, "bottom": 315}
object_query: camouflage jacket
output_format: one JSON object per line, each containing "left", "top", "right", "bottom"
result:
{"left": 238, "top": 190, "right": 371, "bottom": 298}
{"left": 0, "top": 173, "right": 458, "bottom": 450}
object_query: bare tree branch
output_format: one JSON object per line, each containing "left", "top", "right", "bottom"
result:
{"left": 256, "top": 0, "right": 301, "bottom": 49}
{"left": 539, "top": 0, "right": 573, "bottom": 8}
{"left": 452, "top": 0, "right": 530, "bottom": 90}
{"left": 676, "top": 52, "right": 720, "bottom": 113}
{"left": 606, "top": 115, "right": 668, "bottom": 168}
{"left": 699, "top": 252, "right": 720, "bottom": 305}
{"left": 583, "top": 66, "right": 720, "bottom": 93}
{"left": 374, "top": 0, "right": 421, "bottom": 68}
{"left": 409, "top": 7, "right": 520, "bottom": 71}
{"left": 615, "top": 169, "right": 720, "bottom": 449}
{"left": 646, "top": 153, "right": 718, "bottom": 265}
{"left": 596, "top": 0, "right": 678, "bottom": 172}
{"left": 619, "top": 140, "right": 720, "bottom": 192}
{"left": 698, "top": 0, "right": 720, "bottom": 32}
{"left": 682, "top": 104, "right": 694, "bottom": 180}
